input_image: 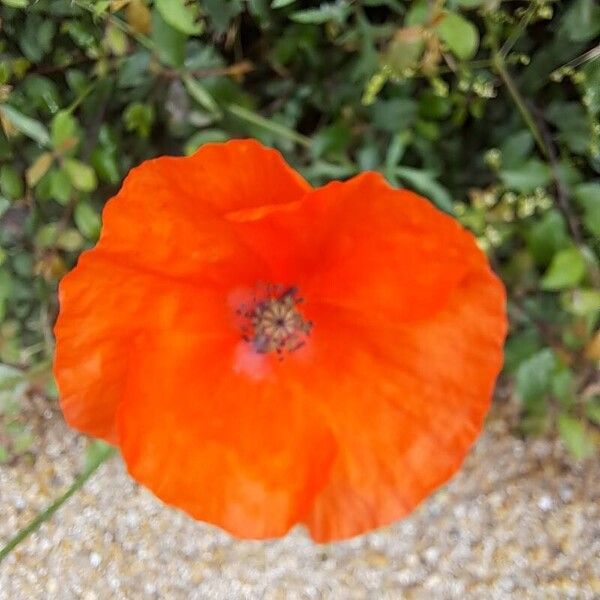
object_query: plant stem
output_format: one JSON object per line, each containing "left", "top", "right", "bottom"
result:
{"left": 227, "top": 104, "right": 312, "bottom": 148}
{"left": 0, "top": 444, "right": 116, "bottom": 564}
{"left": 489, "top": 32, "right": 600, "bottom": 289}
{"left": 491, "top": 49, "right": 547, "bottom": 158}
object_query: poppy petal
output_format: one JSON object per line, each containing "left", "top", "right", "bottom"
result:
{"left": 54, "top": 252, "right": 228, "bottom": 442}
{"left": 302, "top": 266, "right": 506, "bottom": 541}
{"left": 55, "top": 140, "right": 311, "bottom": 442}
{"left": 115, "top": 326, "right": 337, "bottom": 539}
{"left": 225, "top": 172, "right": 485, "bottom": 321}
{"left": 97, "top": 139, "right": 310, "bottom": 281}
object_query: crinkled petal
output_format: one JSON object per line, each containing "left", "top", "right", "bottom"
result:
{"left": 226, "top": 172, "right": 485, "bottom": 321}
{"left": 54, "top": 252, "right": 228, "bottom": 442}
{"left": 300, "top": 266, "right": 506, "bottom": 541}
{"left": 116, "top": 325, "right": 336, "bottom": 539}
{"left": 97, "top": 139, "right": 310, "bottom": 281}
{"left": 54, "top": 140, "right": 309, "bottom": 441}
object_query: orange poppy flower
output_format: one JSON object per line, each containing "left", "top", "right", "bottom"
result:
{"left": 54, "top": 139, "right": 506, "bottom": 542}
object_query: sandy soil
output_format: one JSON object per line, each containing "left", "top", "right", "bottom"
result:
{"left": 1, "top": 394, "right": 598, "bottom": 600}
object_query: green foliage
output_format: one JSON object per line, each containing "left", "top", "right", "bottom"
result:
{"left": 0, "top": 0, "right": 598, "bottom": 460}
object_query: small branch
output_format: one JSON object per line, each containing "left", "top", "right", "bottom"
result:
{"left": 0, "top": 444, "right": 116, "bottom": 564}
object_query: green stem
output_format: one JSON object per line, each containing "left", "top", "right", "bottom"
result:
{"left": 0, "top": 444, "right": 116, "bottom": 564}
{"left": 491, "top": 49, "right": 547, "bottom": 158}
{"left": 227, "top": 104, "right": 312, "bottom": 148}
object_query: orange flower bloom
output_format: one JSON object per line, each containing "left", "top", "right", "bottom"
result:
{"left": 54, "top": 140, "right": 506, "bottom": 541}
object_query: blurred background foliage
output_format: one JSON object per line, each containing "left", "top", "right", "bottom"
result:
{"left": 0, "top": 0, "right": 598, "bottom": 462}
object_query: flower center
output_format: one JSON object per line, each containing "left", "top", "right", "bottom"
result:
{"left": 238, "top": 286, "right": 313, "bottom": 355}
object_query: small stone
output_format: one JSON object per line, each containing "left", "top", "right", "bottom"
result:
{"left": 89, "top": 552, "right": 102, "bottom": 567}
{"left": 538, "top": 494, "right": 554, "bottom": 511}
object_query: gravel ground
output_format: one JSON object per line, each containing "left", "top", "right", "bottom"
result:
{"left": 1, "top": 393, "right": 599, "bottom": 600}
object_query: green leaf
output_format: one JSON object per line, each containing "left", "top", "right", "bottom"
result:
{"left": 406, "top": 0, "right": 428, "bottom": 25}
{"left": 561, "top": 288, "right": 600, "bottom": 316}
{"left": 545, "top": 101, "right": 590, "bottom": 155}
{"left": 104, "top": 23, "right": 129, "bottom": 56}
{"left": 503, "top": 328, "right": 541, "bottom": 374}
{"left": 0, "top": 165, "right": 24, "bottom": 200}
{"left": 418, "top": 91, "right": 452, "bottom": 121}
{"left": 541, "top": 247, "right": 587, "bottom": 290}
{"left": 370, "top": 98, "right": 417, "bottom": 133}
{"left": 526, "top": 210, "right": 570, "bottom": 266}
{"left": 50, "top": 110, "right": 79, "bottom": 151}
{"left": 582, "top": 59, "right": 600, "bottom": 116}
{"left": 499, "top": 130, "right": 534, "bottom": 169}
{"left": 35, "top": 223, "right": 59, "bottom": 248}
{"left": 63, "top": 158, "right": 97, "bottom": 192}
{"left": 91, "top": 146, "right": 120, "bottom": 184}
{"left": 0, "top": 105, "right": 50, "bottom": 146}
{"left": 383, "top": 29, "right": 425, "bottom": 74}
{"left": 123, "top": 102, "right": 155, "bottom": 138}
{"left": 586, "top": 398, "right": 600, "bottom": 427}
{"left": 515, "top": 349, "right": 556, "bottom": 408}
{"left": 559, "top": 0, "right": 600, "bottom": 43}
{"left": 272, "top": 0, "right": 296, "bottom": 7}
{"left": 291, "top": 2, "right": 350, "bottom": 24}
{"left": 558, "top": 415, "right": 596, "bottom": 460}
{"left": 311, "top": 124, "right": 351, "bottom": 159}
{"left": 394, "top": 167, "right": 455, "bottom": 214}
{"left": 151, "top": 9, "right": 186, "bottom": 68}
{"left": 74, "top": 201, "right": 101, "bottom": 240}
{"left": 573, "top": 182, "right": 600, "bottom": 238}
{"left": 155, "top": 0, "right": 202, "bottom": 35}
{"left": 202, "top": 0, "right": 244, "bottom": 34}
{"left": 551, "top": 366, "right": 575, "bottom": 408}
{"left": 56, "top": 229, "right": 84, "bottom": 252}
{"left": 1, "top": 0, "right": 28, "bottom": 7}
{"left": 436, "top": 12, "right": 479, "bottom": 60}
{"left": 385, "top": 131, "right": 412, "bottom": 173}
{"left": 500, "top": 158, "right": 551, "bottom": 192}
{"left": 26, "top": 152, "right": 54, "bottom": 187}
{"left": 49, "top": 169, "right": 72, "bottom": 205}
{"left": 183, "top": 75, "right": 222, "bottom": 117}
